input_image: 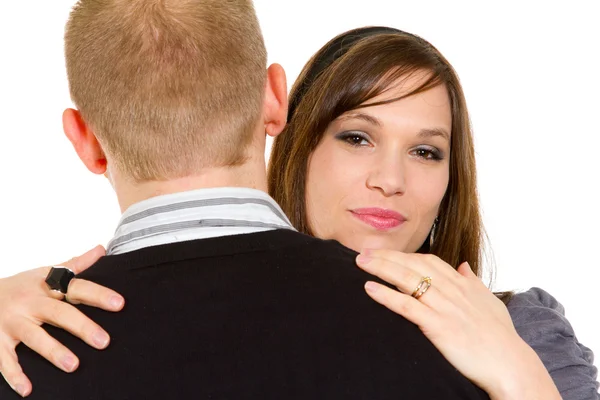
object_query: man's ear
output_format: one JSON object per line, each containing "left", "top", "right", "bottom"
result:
{"left": 263, "top": 63, "right": 288, "bottom": 138}
{"left": 62, "top": 108, "right": 107, "bottom": 175}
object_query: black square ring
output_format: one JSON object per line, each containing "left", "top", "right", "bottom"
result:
{"left": 45, "top": 267, "right": 75, "bottom": 295}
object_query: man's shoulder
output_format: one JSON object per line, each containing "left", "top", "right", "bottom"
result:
{"left": 79, "top": 229, "right": 359, "bottom": 282}
{"left": 15, "top": 229, "right": 490, "bottom": 399}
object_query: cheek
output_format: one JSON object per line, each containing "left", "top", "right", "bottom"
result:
{"left": 306, "top": 143, "right": 365, "bottom": 238}
{"left": 306, "top": 147, "right": 333, "bottom": 237}
{"left": 401, "top": 167, "right": 449, "bottom": 252}
{"left": 409, "top": 166, "right": 449, "bottom": 218}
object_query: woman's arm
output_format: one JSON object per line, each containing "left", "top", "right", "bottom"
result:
{"left": 508, "top": 288, "right": 599, "bottom": 400}
{"left": 355, "top": 250, "right": 563, "bottom": 400}
{"left": 0, "top": 246, "right": 124, "bottom": 397}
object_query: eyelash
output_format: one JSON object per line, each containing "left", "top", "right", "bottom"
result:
{"left": 336, "top": 131, "right": 371, "bottom": 147}
{"left": 412, "top": 147, "right": 443, "bottom": 161}
{"left": 335, "top": 131, "right": 444, "bottom": 161}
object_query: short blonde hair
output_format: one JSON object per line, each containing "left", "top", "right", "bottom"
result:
{"left": 65, "top": 0, "right": 267, "bottom": 181}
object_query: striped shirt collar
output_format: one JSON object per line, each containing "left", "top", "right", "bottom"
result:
{"left": 107, "top": 187, "right": 295, "bottom": 255}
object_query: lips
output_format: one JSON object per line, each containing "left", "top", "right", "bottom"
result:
{"left": 350, "top": 208, "right": 406, "bottom": 231}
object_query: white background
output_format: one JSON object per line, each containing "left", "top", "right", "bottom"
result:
{"left": 0, "top": 1, "right": 598, "bottom": 364}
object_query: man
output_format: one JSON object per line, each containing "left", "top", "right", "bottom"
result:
{"left": 0, "top": 0, "right": 489, "bottom": 398}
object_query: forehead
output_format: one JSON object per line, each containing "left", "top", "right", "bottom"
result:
{"left": 347, "top": 73, "right": 452, "bottom": 130}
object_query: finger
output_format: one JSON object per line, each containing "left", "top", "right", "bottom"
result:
{"left": 66, "top": 279, "right": 125, "bottom": 311}
{"left": 31, "top": 267, "right": 66, "bottom": 301}
{"left": 358, "top": 255, "right": 462, "bottom": 314}
{"left": 364, "top": 281, "right": 436, "bottom": 327}
{"left": 60, "top": 245, "right": 106, "bottom": 275}
{"left": 357, "top": 253, "right": 433, "bottom": 295}
{"left": 33, "top": 298, "right": 110, "bottom": 350}
{"left": 12, "top": 317, "right": 80, "bottom": 373}
{"left": 0, "top": 346, "right": 32, "bottom": 397}
{"left": 367, "top": 249, "right": 458, "bottom": 281}
{"left": 457, "top": 262, "right": 475, "bottom": 278}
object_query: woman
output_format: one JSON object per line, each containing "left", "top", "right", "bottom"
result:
{"left": 0, "top": 27, "right": 597, "bottom": 399}
{"left": 268, "top": 27, "right": 597, "bottom": 398}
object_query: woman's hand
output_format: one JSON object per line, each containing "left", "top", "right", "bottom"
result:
{"left": 0, "top": 246, "right": 125, "bottom": 397}
{"left": 356, "top": 250, "right": 561, "bottom": 400}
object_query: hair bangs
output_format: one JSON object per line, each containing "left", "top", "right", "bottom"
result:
{"left": 307, "top": 35, "right": 449, "bottom": 137}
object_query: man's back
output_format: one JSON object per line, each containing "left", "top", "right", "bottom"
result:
{"left": 10, "top": 230, "right": 488, "bottom": 399}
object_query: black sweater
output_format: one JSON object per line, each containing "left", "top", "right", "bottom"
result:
{"left": 4, "top": 230, "right": 489, "bottom": 399}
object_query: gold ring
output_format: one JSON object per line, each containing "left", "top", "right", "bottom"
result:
{"left": 411, "top": 276, "right": 432, "bottom": 299}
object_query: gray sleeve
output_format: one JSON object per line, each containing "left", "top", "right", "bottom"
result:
{"left": 507, "top": 287, "right": 599, "bottom": 400}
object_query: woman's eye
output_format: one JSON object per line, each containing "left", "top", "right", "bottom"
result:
{"left": 336, "top": 132, "right": 371, "bottom": 147}
{"left": 413, "top": 148, "right": 442, "bottom": 160}
{"left": 346, "top": 135, "right": 369, "bottom": 146}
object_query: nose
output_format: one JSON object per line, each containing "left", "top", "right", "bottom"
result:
{"left": 366, "top": 153, "right": 406, "bottom": 196}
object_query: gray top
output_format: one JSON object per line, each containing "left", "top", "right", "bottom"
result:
{"left": 507, "top": 288, "right": 599, "bottom": 399}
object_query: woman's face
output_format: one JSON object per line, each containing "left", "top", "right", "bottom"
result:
{"left": 305, "top": 74, "right": 452, "bottom": 253}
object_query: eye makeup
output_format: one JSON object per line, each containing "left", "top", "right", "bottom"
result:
{"left": 334, "top": 131, "right": 372, "bottom": 147}
{"left": 411, "top": 145, "right": 445, "bottom": 161}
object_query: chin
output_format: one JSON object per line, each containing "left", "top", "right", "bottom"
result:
{"left": 340, "top": 234, "right": 407, "bottom": 253}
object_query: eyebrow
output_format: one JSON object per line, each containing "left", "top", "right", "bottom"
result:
{"left": 418, "top": 128, "right": 450, "bottom": 142}
{"left": 338, "top": 112, "right": 382, "bottom": 127}
{"left": 339, "top": 112, "right": 450, "bottom": 142}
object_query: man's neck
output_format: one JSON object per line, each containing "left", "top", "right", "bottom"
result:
{"left": 112, "top": 160, "right": 269, "bottom": 213}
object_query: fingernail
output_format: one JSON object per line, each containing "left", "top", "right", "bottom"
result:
{"left": 357, "top": 252, "right": 371, "bottom": 265}
{"left": 365, "top": 281, "right": 379, "bottom": 293}
{"left": 14, "top": 384, "right": 26, "bottom": 397}
{"left": 61, "top": 355, "right": 77, "bottom": 372}
{"left": 109, "top": 295, "right": 124, "bottom": 309}
{"left": 93, "top": 331, "right": 110, "bottom": 348}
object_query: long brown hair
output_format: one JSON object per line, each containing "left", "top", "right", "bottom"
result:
{"left": 268, "top": 27, "right": 512, "bottom": 303}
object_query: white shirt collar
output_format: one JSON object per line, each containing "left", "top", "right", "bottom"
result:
{"left": 107, "top": 187, "right": 295, "bottom": 255}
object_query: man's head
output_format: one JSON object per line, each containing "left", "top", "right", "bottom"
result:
{"left": 62, "top": 0, "right": 287, "bottom": 185}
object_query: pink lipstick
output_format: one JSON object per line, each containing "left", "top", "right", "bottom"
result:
{"left": 350, "top": 208, "right": 406, "bottom": 231}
